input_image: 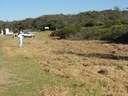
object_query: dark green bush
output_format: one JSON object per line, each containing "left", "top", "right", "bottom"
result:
{"left": 80, "top": 25, "right": 128, "bottom": 40}
{"left": 85, "top": 20, "right": 96, "bottom": 27}
{"left": 50, "top": 24, "right": 81, "bottom": 39}
{"left": 51, "top": 24, "right": 128, "bottom": 41}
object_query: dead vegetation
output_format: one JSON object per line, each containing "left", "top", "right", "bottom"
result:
{"left": 1, "top": 32, "right": 128, "bottom": 96}
{"left": 0, "top": 68, "right": 10, "bottom": 85}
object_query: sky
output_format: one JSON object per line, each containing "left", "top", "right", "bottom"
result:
{"left": 0, "top": 0, "right": 128, "bottom": 21}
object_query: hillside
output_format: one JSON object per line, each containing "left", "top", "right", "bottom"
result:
{"left": 0, "top": 32, "right": 128, "bottom": 96}
{"left": 0, "top": 9, "right": 128, "bottom": 32}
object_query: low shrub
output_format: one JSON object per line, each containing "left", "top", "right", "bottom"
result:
{"left": 51, "top": 24, "right": 128, "bottom": 41}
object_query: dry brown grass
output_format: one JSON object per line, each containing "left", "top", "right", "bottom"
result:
{"left": 0, "top": 68, "right": 10, "bottom": 85}
{"left": 39, "top": 85, "right": 72, "bottom": 96}
{"left": 1, "top": 32, "right": 128, "bottom": 96}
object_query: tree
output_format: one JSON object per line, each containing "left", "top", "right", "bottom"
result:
{"left": 114, "top": 6, "right": 120, "bottom": 11}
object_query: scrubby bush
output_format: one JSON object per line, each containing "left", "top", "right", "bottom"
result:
{"left": 85, "top": 20, "right": 96, "bottom": 27}
{"left": 50, "top": 24, "right": 81, "bottom": 39}
{"left": 51, "top": 24, "right": 128, "bottom": 41}
{"left": 80, "top": 25, "right": 128, "bottom": 40}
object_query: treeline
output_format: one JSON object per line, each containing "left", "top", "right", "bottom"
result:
{"left": 0, "top": 9, "right": 128, "bottom": 41}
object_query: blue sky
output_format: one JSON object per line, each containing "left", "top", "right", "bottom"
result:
{"left": 0, "top": 0, "right": 127, "bottom": 21}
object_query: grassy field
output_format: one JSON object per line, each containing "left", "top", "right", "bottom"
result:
{"left": 0, "top": 31, "right": 128, "bottom": 96}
